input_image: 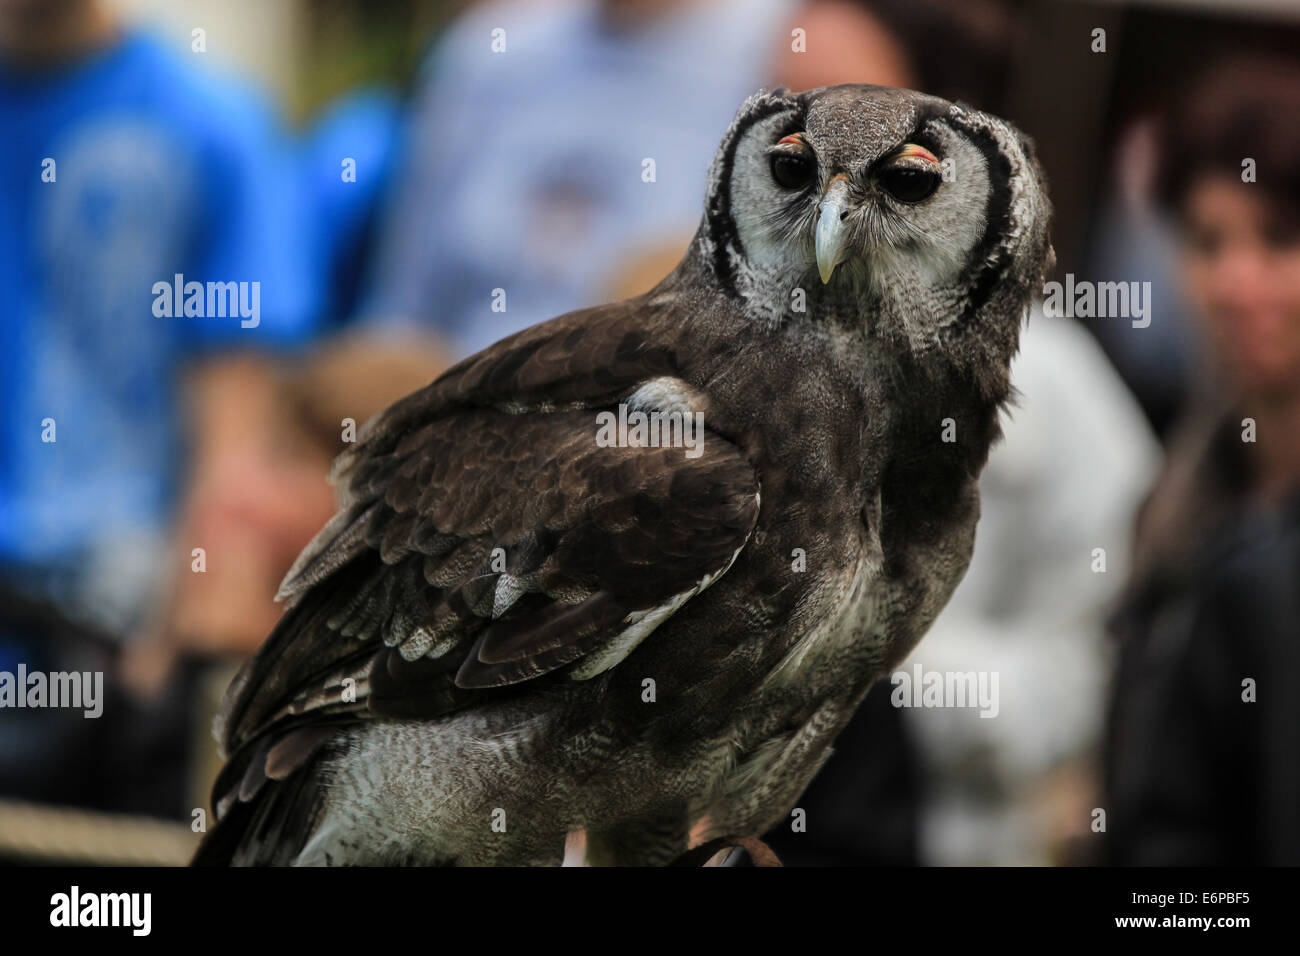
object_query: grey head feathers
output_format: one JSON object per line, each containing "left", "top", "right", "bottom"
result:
{"left": 692, "top": 83, "right": 1052, "bottom": 403}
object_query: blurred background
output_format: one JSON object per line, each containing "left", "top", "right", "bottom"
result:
{"left": 1, "top": 0, "right": 1297, "bottom": 865}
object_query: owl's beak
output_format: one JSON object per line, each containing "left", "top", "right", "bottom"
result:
{"left": 815, "top": 175, "right": 852, "bottom": 284}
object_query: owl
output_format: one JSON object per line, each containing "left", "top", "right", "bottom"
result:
{"left": 196, "top": 84, "right": 1052, "bottom": 866}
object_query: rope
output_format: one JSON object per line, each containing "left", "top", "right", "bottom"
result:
{"left": 0, "top": 797, "right": 200, "bottom": 866}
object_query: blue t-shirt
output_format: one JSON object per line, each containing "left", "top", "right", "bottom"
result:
{"left": 0, "top": 31, "right": 317, "bottom": 594}
{"left": 298, "top": 87, "right": 404, "bottom": 328}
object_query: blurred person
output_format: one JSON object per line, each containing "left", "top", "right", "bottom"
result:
{"left": 0, "top": 0, "right": 315, "bottom": 815}
{"left": 361, "top": 0, "right": 794, "bottom": 357}
{"left": 1104, "top": 59, "right": 1300, "bottom": 866}
{"left": 0, "top": 0, "right": 315, "bottom": 631}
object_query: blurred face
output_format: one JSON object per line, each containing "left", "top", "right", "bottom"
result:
{"left": 775, "top": 0, "right": 915, "bottom": 92}
{"left": 1181, "top": 175, "right": 1300, "bottom": 398}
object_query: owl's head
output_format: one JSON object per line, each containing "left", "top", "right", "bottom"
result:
{"left": 695, "top": 84, "right": 1052, "bottom": 376}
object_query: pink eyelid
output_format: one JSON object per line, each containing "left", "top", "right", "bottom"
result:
{"left": 896, "top": 144, "right": 940, "bottom": 164}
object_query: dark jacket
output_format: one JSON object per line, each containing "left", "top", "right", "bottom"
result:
{"left": 1104, "top": 411, "right": 1300, "bottom": 865}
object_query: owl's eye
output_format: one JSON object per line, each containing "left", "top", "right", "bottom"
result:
{"left": 878, "top": 166, "right": 941, "bottom": 204}
{"left": 770, "top": 152, "right": 815, "bottom": 190}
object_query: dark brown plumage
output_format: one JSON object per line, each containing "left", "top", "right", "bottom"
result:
{"left": 197, "top": 84, "right": 1051, "bottom": 866}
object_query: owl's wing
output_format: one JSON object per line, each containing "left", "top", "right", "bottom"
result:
{"left": 211, "top": 303, "right": 758, "bottom": 804}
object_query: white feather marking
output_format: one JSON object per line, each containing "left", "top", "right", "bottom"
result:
{"left": 625, "top": 377, "right": 707, "bottom": 418}
{"left": 491, "top": 574, "right": 525, "bottom": 619}
{"left": 567, "top": 530, "right": 751, "bottom": 681}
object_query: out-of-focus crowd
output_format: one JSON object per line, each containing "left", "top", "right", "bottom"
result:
{"left": 0, "top": 0, "right": 1296, "bottom": 865}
